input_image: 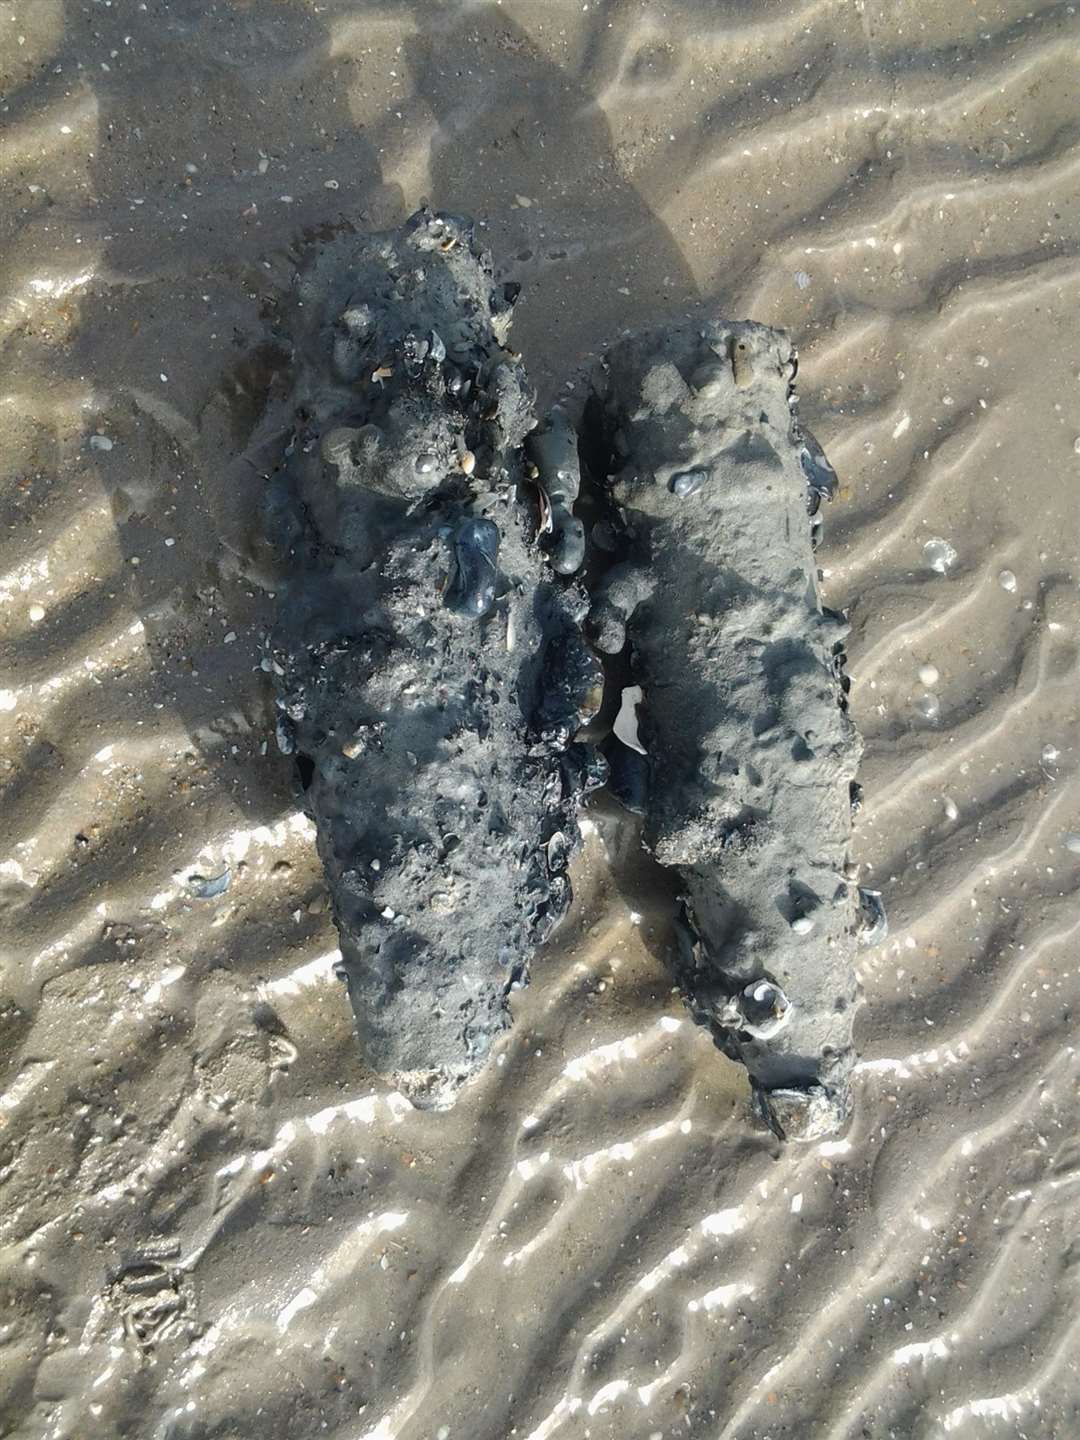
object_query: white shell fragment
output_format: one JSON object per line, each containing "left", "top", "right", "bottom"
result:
{"left": 613, "top": 685, "right": 647, "bottom": 754}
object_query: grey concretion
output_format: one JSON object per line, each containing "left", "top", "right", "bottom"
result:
{"left": 267, "top": 210, "right": 596, "bottom": 1107}
{"left": 587, "top": 321, "right": 865, "bottom": 1138}
{"left": 265, "top": 210, "right": 868, "bottom": 1136}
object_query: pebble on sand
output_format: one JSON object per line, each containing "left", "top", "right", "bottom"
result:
{"left": 918, "top": 663, "right": 939, "bottom": 687}
{"left": 915, "top": 692, "right": 940, "bottom": 721}
{"left": 998, "top": 569, "right": 1017, "bottom": 592}
{"left": 923, "top": 537, "right": 957, "bottom": 574}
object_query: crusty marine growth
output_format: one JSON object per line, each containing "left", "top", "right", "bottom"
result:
{"left": 266, "top": 210, "right": 598, "bottom": 1107}
{"left": 586, "top": 322, "right": 865, "bottom": 1138}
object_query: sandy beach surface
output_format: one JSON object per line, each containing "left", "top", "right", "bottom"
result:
{"left": 2, "top": 1, "right": 1080, "bottom": 1436}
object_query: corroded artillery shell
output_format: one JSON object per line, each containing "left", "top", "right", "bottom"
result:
{"left": 588, "top": 320, "right": 863, "bottom": 1138}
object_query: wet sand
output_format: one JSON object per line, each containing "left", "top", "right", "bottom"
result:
{"left": 2, "top": 2, "right": 1079, "bottom": 1437}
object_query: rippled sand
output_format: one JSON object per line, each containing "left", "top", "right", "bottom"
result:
{"left": 2, "top": 2, "right": 1080, "bottom": 1437}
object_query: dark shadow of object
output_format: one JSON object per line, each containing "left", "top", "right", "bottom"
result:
{"left": 403, "top": 2, "right": 699, "bottom": 403}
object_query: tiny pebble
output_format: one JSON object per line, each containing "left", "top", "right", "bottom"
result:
{"left": 974, "top": 354, "right": 989, "bottom": 367}
{"left": 223, "top": 631, "right": 237, "bottom": 644}
{"left": 791, "top": 915, "right": 815, "bottom": 935}
{"left": 324, "top": 179, "right": 339, "bottom": 190}
{"left": 943, "top": 797, "right": 958, "bottom": 821}
{"left": 915, "top": 691, "right": 940, "bottom": 721}
{"left": 89, "top": 434, "right": 113, "bottom": 451}
{"left": 1065, "top": 833, "right": 1080, "bottom": 855}
{"left": 923, "top": 537, "right": 957, "bottom": 574}
{"left": 670, "top": 467, "right": 708, "bottom": 498}
{"left": 998, "top": 569, "right": 1017, "bottom": 592}
{"left": 29, "top": 605, "right": 45, "bottom": 623}
{"left": 165, "top": 537, "right": 175, "bottom": 546}
{"left": 1074, "top": 436, "right": 1080, "bottom": 455}
{"left": 160, "top": 373, "right": 168, "bottom": 383}
{"left": 794, "top": 270, "right": 811, "bottom": 289}
{"left": 459, "top": 450, "right": 476, "bottom": 475}
{"left": 918, "top": 663, "right": 939, "bottom": 687}
{"left": 1041, "top": 744, "right": 1059, "bottom": 765}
